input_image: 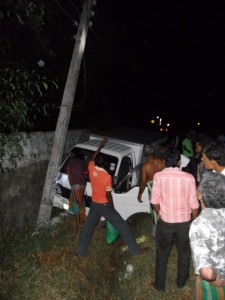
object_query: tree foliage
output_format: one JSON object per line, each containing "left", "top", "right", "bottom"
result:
{"left": 0, "top": 0, "right": 58, "bottom": 173}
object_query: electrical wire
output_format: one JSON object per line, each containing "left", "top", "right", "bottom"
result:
{"left": 53, "top": 0, "right": 111, "bottom": 61}
{"left": 53, "top": 0, "right": 76, "bottom": 23}
{"left": 89, "top": 27, "right": 114, "bottom": 61}
{"left": 52, "top": 0, "right": 114, "bottom": 108}
{"left": 66, "top": 0, "right": 80, "bottom": 14}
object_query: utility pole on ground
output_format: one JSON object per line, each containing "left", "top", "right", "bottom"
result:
{"left": 37, "top": 0, "right": 95, "bottom": 228}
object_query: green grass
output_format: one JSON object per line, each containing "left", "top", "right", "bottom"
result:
{"left": 0, "top": 211, "right": 195, "bottom": 300}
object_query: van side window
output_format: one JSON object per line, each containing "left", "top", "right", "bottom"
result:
{"left": 117, "top": 156, "right": 132, "bottom": 184}
{"left": 114, "top": 164, "right": 141, "bottom": 194}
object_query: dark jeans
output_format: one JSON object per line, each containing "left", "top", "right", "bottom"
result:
{"left": 76, "top": 201, "right": 140, "bottom": 256}
{"left": 154, "top": 218, "right": 191, "bottom": 291}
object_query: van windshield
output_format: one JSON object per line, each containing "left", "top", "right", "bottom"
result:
{"left": 60, "top": 147, "right": 119, "bottom": 177}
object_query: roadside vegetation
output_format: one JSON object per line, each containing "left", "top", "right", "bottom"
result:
{"left": 0, "top": 211, "right": 195, "bottom": 300}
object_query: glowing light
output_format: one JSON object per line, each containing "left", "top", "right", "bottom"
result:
{"left": 197, "top": 122, "right": 201, "bottom": 126}
{"left": 167, "top": 123, "right": 170, "bottom": 127}
{"left": 37, "top": 59, "right": 45, "bottom": 67}
{"left": 150, "top": 119, "right": 155, "bottom": 124}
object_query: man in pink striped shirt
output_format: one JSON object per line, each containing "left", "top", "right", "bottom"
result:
{"left": 150, "top": 148, "right": 199, "bottom": 292}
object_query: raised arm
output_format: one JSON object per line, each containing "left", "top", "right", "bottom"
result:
{"left": 91, "top": 136, "right": 108, "bottom": 162}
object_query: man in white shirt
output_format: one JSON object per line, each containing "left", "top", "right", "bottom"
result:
{"left": 189, "top": 172, "right": 225, "bottom": 299}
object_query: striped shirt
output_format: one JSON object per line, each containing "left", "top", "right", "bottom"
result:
{"left": 150, "top": 167, "right": 199, "bottom": 223}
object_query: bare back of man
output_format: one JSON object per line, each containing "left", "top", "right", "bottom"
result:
{"left": 138, "top": 156, "right": 165, "bottom": 203}
{"left": 137, "top": 145, "right": 166, "bottom": 238}
{"left": 142, "top": 157, "right": 166, "bottom": 182}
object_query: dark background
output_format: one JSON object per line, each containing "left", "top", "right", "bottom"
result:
{"left": 32, "top": 0, "right": 225, "bottom": 136}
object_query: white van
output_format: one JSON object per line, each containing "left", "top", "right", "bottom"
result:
{"left": 53, "top": 128, "right": 167, "bottom": 220}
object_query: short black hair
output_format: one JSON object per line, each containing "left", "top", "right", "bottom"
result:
{"left": 75, "top": 152, "right": 85, "bottom": 160}
{"left": 95, "top": 154, "right": 105, "bottom": 167}
{"left": 164, "top": 148, "right": 181, "bottom": 167}
{"left": 200, "top": 172, "right": 225, "bottom": 208}
{"left": 203, "top": 141, "right": 225, "bottom": 166}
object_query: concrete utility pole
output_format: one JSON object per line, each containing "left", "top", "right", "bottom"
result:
{"left": 37, "top": 0, "right": 95, "bottom": 228}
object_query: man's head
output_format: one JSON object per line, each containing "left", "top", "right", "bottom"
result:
{"left": 199, "top": 171, "right": 225, "bottom": 208}
{"left": 95, "top": 154, "right": 106, "bottom": 168}
{"left": 144, "top": 144, "right": 155, "bottom": 158}
{"left": 202, "top": 141, "right": 225, "bottom": 171}
{"left": 164, "top": 148, "right": 181, "bottom": 168}
{"left": 75, "top": 152, "right": 85, "bottom": 161}
{"left": 159, "top": 142, "right": 171, "bottom": 156}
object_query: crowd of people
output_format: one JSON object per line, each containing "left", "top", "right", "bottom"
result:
{"left": 141, "top": 129, "right": 225, "bottom": 299}
{"left": 66, "top": 129, "right": 225, "bottom": 300}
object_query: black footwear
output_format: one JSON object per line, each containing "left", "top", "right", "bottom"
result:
{"left": 75, "top": 252, "right": 85, "bottom": 258}
{"left": 177, "top": 279, "right": 189, "bottom": 289}
{"left": 177, "top": 282, "right": 189, "bottom": 289}
{"left": 149, "top": 284, "right": 165, "bottom": 292}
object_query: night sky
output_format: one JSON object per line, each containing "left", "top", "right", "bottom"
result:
{"left": 32, "top": 0, "right": 225, "bottom": 135}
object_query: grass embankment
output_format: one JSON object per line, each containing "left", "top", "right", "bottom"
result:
{"left": 0, "top": 210, "right": 195, "bottom": 300}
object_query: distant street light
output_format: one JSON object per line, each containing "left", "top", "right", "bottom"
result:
{"left": 37, "top": 59, "right": 45, "bottom": 67}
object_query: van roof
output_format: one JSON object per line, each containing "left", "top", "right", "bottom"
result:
{"left": 75, "top": 139, "right": 134, "bottom": 158}
{"left": 91, "top": 127, "right": 167, "bottom": 145}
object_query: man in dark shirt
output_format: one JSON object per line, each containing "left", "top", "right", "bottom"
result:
{"left": 66, "top": 153, "right": 88, "bottom": 235}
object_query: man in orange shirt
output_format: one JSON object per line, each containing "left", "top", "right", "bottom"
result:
{"left": 76, "top": 137, "right": 148, "bottom": 257}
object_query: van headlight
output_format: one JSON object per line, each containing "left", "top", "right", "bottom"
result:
{"left": 55, "top": 184, "right": 62, "bottom": 196}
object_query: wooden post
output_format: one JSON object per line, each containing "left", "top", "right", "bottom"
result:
{"left": 37, "top": 0, "right": 95, "bottom": 228}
